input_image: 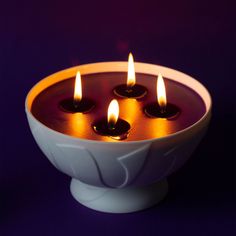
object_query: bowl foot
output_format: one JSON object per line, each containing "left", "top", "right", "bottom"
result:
{"left": 70, "top": 178, "right": 168, "bottom": 213}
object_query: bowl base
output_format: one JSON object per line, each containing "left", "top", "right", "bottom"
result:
{"left": 70, "top": 178, "right": 168, "bottom": 213}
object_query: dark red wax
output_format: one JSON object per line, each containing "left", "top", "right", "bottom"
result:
{"left": 113, "top": 84, "right": 147, "bottom": 98}
{"left": 93, "top": 118, "right": 131, "bottom": 140}
{"left": 59, "top": 97, "right": 95, "bottom": 113}
{"left": 31, "top": 72, "right": 206, "bottom": 141}
{"left": 144, "top": 102, "right": 180, "bottom": 119}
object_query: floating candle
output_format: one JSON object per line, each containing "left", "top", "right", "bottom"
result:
{"left": 144, "top": 73, "right": 180, "bottom": 119}
{"left": 113, "top": 53, "right": 147, "bottom": 99}
{"left": 92, "top": 99, "right": 130, "bottom": 140}
{"left": 59, "top": 71, "right": 95, "bottom": 113}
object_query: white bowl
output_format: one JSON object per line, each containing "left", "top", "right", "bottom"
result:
{"left": 25, "top": 62, "right": 212, "bottom": 213}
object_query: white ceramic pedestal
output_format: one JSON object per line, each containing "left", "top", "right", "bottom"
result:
{"left": 70, "top": 178, "right": 168, "bottom": 213}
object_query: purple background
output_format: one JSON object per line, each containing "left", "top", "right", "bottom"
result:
{"left": 1, "top": 1, "right": 235, "bottom": 235}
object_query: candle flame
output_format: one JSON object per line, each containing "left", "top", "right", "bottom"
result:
{"left": 74, "top": 71, "right": 82, "bottom": 103}
{"left": 107, "top": 99, "right": 119, "bottom": 129}
{"left": 127, "top": 52, "right": 135, "bottom": 87}
{"left": 157, "top": 73, "right": 167, "bottom": 112}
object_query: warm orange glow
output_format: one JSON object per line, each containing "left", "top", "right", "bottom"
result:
{"left": 127, "top": 52, "right": 135, "bottom": 87}
{"left": 157, "top": 73, "right": 167, "bottom": 112}
{"left": 107, "top": 99, "right": 119, "bottom": 129}
{"left": 74, "top": 71, "right": 82, "bottom": 103}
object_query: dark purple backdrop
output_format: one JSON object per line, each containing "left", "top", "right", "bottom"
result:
{"left": 1, "top": 1, "right": 235, "bottom": 235}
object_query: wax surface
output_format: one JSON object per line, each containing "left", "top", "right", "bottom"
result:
{"left": 31, "top": 72, "right": 206, "bottom": 141}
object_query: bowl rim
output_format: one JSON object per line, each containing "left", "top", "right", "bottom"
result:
{"left": 25, "top": 61, "right": 212, "bottom": 145}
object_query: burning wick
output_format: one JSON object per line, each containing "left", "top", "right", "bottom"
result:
{"left": 93, "top": 99, "right": 130, "bottom": 140}
{"left": 113, "top": 53, "right": 147, "bottom": 99}
{"left": 107, "top": 99, "right": 119, "bottom": 130}
{"left": 127, "top": 52, "right": 135, "bottom": 88}
{"left": 59, "top": 71, "right": 95, "bottom": 113}
{"left": 144, "top": 74, "right": 180, "bottom": 119}
{"left": 73, "top": 71, "right": 83, "bottom": 108}
{"left": 157, "top": 73, "right": 167, "bottom": 114}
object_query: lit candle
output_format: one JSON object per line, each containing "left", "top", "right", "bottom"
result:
{"left": 144, "top": 73, "right": 180, "bottom": 119}
{"left": 59, "top": 71, "right": 95, "bottom": 113}
{"left": 113, "top": 53, "right": 147, "bottom": 98}
{"left": 92, "top": 99, "right": 130, "bottom": 140}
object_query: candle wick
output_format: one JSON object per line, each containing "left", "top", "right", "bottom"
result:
{"left": 160, "top": 105, "right": 166, "bottom": 114}
{"left": 126, "top": 86, "right": 133, "bottom": 93}
{"left": 108, "top": 122, "right": 116, "bottom": 130}
{"left": 73, "top": 99, "right": 80, "bottom": 108}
